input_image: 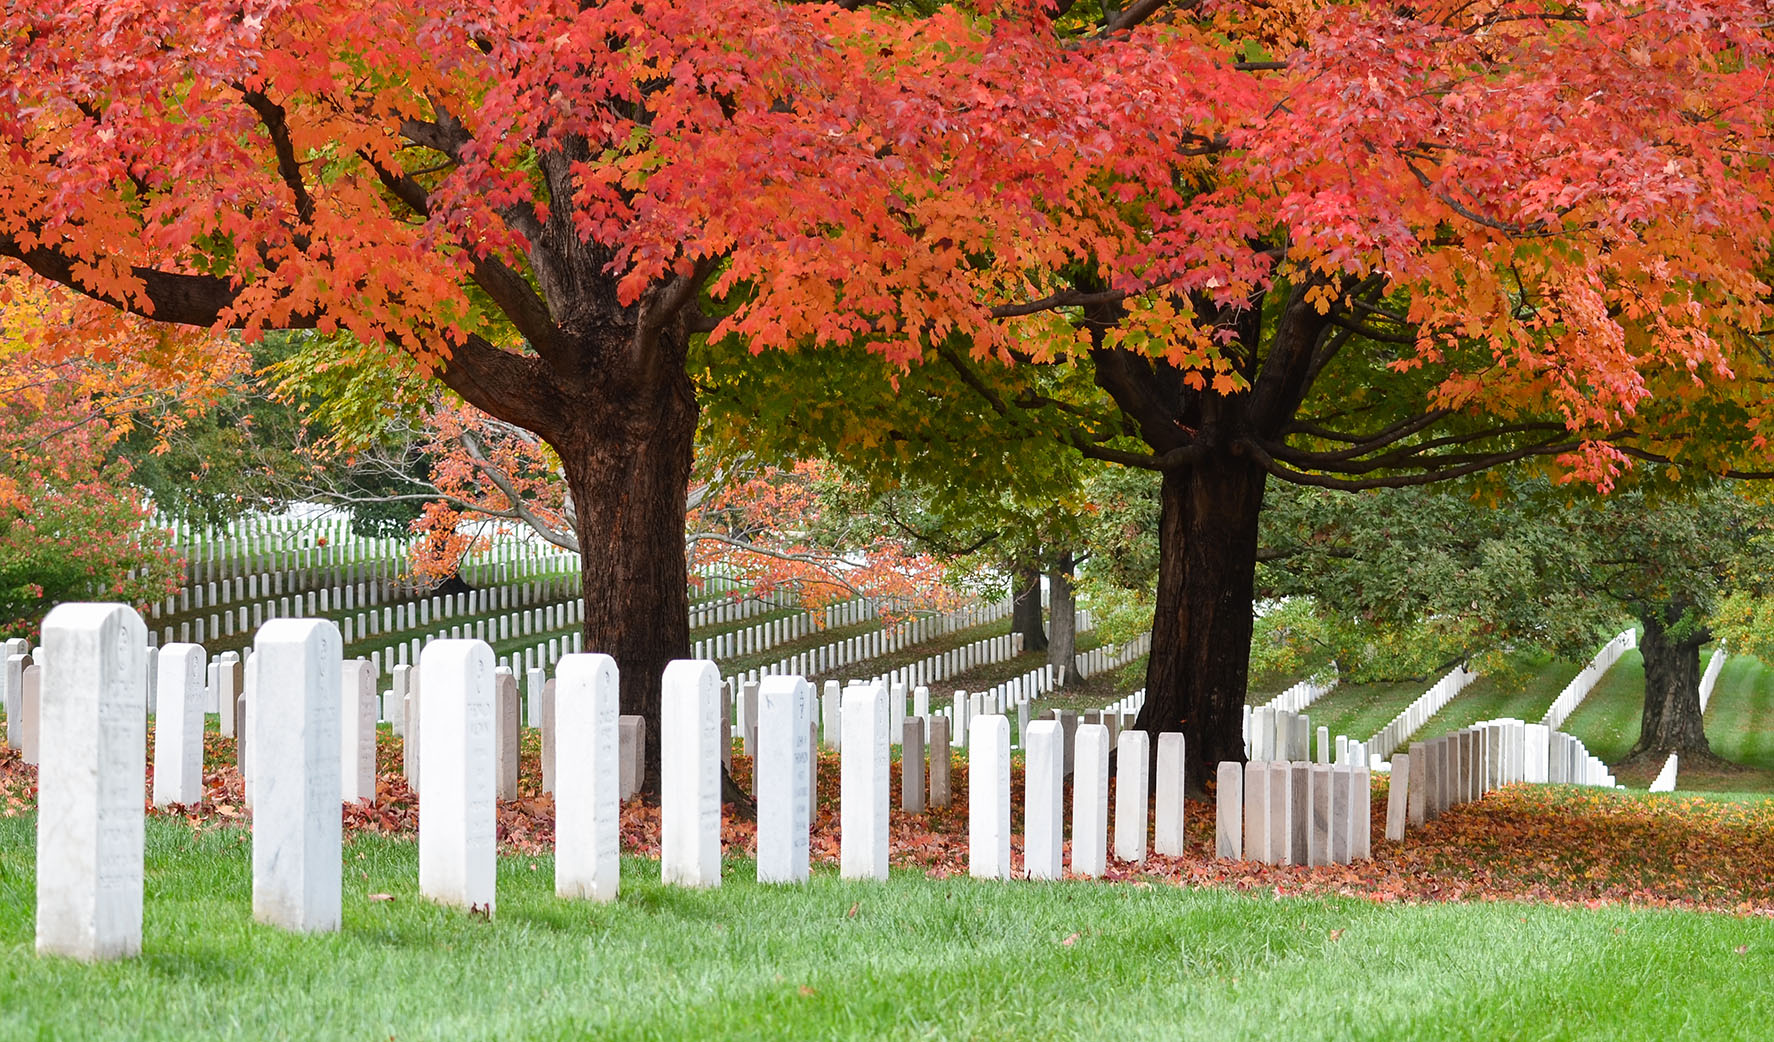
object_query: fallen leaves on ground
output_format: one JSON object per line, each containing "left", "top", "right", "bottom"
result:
{"left": 3, "top": 733, "right": 1772, "bottom": 916}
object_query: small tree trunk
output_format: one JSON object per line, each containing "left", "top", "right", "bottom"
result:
{"left": 1012, "top": 563, "right": 1048, "bottom": 652}
{"left": 1047, "top": 551, "right": 1078, "bottom": 684}
{"left": 1629, "top": 612, "right": 1713, "bottom": 762}
{"left": 1133, "top": 455, "right": 1267, "bottom": 792}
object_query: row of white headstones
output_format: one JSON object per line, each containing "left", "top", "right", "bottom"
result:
{"left": 32, "top": 601, "right": 1189, "bottom": 963}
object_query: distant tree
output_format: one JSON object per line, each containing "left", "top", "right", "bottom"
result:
{"left": 1259, "top": 477, "right": 1774, "bottom": 767}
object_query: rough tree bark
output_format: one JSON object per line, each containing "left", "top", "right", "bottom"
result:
{"left": 1628, "top": 610, "right": 1714, "bottom": 764}
{"left": 548, "top": 331, "right": 699, "bottom": 790}
{"left": 1012, "top": 563, "right": 1048, "bottom": 652}
{"left": 1047, "top": 552, "right": 1079, "bottom": 683}
{"left": 1138, "top": 457, "right": 1267, "bottom": 784}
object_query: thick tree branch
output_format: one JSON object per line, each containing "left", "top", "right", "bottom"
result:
{"left": 1236, "top": 434, "right": 1579, "bottom": 489}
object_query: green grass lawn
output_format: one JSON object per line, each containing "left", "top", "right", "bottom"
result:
{"left": 1406, "top": 653, "right": 1582, "bottom": 745}
{"left": 2, "top": 816, "right": 1771, "bottom": 1041}
{"left": 1557, "top": 649, "right": 1646, "bottom": 765}
{"left": 1702, "top": 654, "right": 1774, "bottom": 772}
{"left": 1295, "top": 678, "right": 1426, "bottom": 749}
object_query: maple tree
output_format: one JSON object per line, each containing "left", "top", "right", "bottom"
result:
{"left": 6, "top": 1, "right": 1774, "bottom": 786}
{"left": 0, "top": 279, "right": 229, "bottom": 635}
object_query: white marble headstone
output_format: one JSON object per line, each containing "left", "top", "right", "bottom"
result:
{"left": 1070, "top": 723, "right": 1110, "bottom": 877}
{"left": 252, "top": 619, "right": 343, "bottom": 932}
{"left": 418, "top": 640, "right": 497, "bottom": 914}
{"left": 840, "top": 681, "right": 889, "bottom": 881}
{"left": 756, "top": 675, "right": 813, "bottom": 884}
{"left": 662, "top": 659, "right": 722, "bottom": 888}
{"left": 968, "top": 714, "right": 1011, "bottom": 880}
{"left": 555, "top": 653, "right": 620, "bottom": 901}
{"left": 1024, "top": 720, "right": 1064, "bottom": 879}
{"left": 1114, "top": 729, "right": 1150, "bottom": 864}
{"left": 152, "top": 644, "right": 206, "bottom": 808}
{"left": 36, "top": 604, "right": 147, "bottom": 960}
{"left": 340, "top": 659, "right": 377, "bottom": 804}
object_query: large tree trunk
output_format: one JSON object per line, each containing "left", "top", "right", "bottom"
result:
{"left": 1047, "top": 552, "right": 1078, "bottom": 684}
{"left": 1134, "top": 455, "right": 1267, "bottom": 792}
{"left": 552, "top": 343, "right": 697, "bottom": 793}
{"left": 1012, "top": 563, "right": 1048, "bottom": 652}
{"left": 1629, "top": 612, "right": 1712, "bottom": 762}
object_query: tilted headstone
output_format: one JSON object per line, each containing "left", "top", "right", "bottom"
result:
{"left": 840, "top": 681, "right": 890, "bottom": 881}
{"left": 661, "top": 659, "right": 722, "bottom": 888}
{"left": 1070, "top": 723, "right": 1110, "bottom": 877}
{"left": 1024, "top": 720, "right": 1064, "bottom": 880}
{"left": 36, "top": 603, "right": 147, "bottom": 961}
{"left": 1114, "top": 730, "right": 1151, "bottom": 864}
{"left": 152, "top": 644, "right": 206, "bottom": 807}
{"left": 1386, "top": 753, "right": 1410, "bottom": 842}
{"left": 418, "top": 640, "right": 497, "bottom": 914}
{"left": 756, "top": 675, "right": 814, "bottom": 885}
{"left": 927, "top": 716, "right": 952, "bottom": 808}
{"left": 555, "top": 653, "right": 621, "bottom": 902}
{"left": 252, "top": 619, "right": 343, "bottom": 932}
{"left": 1215, "top": 761, "right": 1243, "bottom": 860}
{"left": 1153, "top": 733, "right": 1186, "bottom": 856}
{"left": 969, "top": 714, "right": 1011, "bottom": 880}
{"left": 340, "top": 659, "right": 378, "bottom": 805}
